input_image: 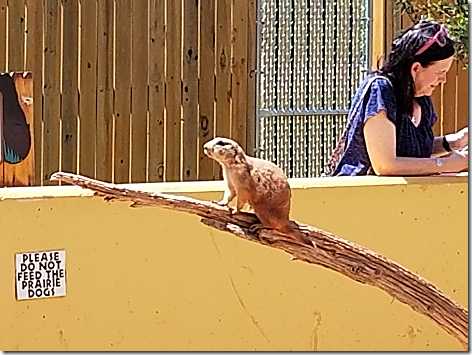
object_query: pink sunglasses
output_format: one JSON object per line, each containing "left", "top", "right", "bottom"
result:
{"left": 415, "top": 24, "right": 448, "bottom": 56}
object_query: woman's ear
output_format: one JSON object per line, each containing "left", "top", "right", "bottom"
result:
{"left": 410, "top": 62, "right": 422, "bottom": 80}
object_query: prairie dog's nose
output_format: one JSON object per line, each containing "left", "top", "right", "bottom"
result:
{"left": 203, "top": 142, "right": 211, "bottom": 155}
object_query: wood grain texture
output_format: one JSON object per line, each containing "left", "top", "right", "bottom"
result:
{"left": 61, "top": 0, "right": 79, "bottom": 174}
{"left": 456, "top": 64, "right": 468, "bottom": 131}
{"left": 7, "top": 0, "right": 25, "bottom": 71}
{"left": 25, "top": 0, "right": 43, "bottom": 185}
{"left": 198, "top": 0, "right": 216, "bottom": 180}
{"left": 50, "top": 171, "right": 468, "bottom": 350}
{"left": 371, "top": 0, "right": 385, "bottom": 68}
{"left": 231, "top": 0, "right": 248, "bottom": 149}
{"left": 165, "top": 0, "right": 182, "bottom": 182}
{"left": 130, "top": 0, "right": 149, "bottom": 183}
{"left": 214, "top": 0, "right": 231, "bottom": 179}
{"left": 114, "top": 0, "right": 132, "bottom": 183}
{"left": 79, "top": 0, "right": 97, "bottom": 179}
{"left": 0, "top": 0, "right": 6, "bottom": 70}
{"left": 43, "top": 0, "right": 61, "bottom": 184}
{"left": 96, "top": 0, "right": 114, "bottom": 182}
{"left": 147, "top": 0, "right": 165, "bottom": 182}
{"left": 245, "top": 0, "right": 256, "bottom": 156}
{"left": 442, "top": 60, "right": 458, "bottom": 135}
{"left": 182, "top": 0, "right": 198, "bottom": 181}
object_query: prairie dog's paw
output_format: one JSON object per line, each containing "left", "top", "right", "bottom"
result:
{"left": 214, "top": 199, "right": 229, "bottom": 206}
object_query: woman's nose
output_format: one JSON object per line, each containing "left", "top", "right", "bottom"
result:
{"left": 438, "top": 73, "right": 447, "bottom": 84}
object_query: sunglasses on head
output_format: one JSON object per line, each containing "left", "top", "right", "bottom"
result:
{"left": 415, "top": 24, "right": 448, "bottom": 56}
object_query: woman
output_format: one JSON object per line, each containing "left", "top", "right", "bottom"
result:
{"left": 331, "top": 20, "right": 468, "bottom": 176}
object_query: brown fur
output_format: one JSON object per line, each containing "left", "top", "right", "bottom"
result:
{"left": 203, "top": 137, "right": 311, "bottom": 245}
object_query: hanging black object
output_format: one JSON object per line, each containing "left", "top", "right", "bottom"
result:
{"left": 0, "top": 72, "right": 31, "bottom": 164}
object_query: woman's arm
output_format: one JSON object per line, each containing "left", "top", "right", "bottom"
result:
{"left": 363, "top": 110, "right": 468, "bottom": 176}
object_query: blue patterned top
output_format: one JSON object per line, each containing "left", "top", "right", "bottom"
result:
{"left": 333, "top": 75, "right": 437, "bottom": 176}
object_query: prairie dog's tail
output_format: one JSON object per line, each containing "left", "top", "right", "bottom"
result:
{"left": 277, "top": 223, "right": 314, "bottom": 246}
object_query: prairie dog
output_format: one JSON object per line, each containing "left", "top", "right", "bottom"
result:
{"left": 203, "top": 137, "right": 311, "bottom": 245}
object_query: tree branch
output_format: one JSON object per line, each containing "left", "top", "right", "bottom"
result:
{"left": 50, "top": 172, "right": 468, "bottom": 348}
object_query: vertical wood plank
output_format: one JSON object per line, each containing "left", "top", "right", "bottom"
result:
{"left": 0, "top": 0, "right": 6, "bottom": 71}
{"left": 96, "top": 0, "right": 114, "bottom": 182}
{"left": 401, "top": 12, "right": 414, "bottom": 28}
{"left": 7, "top": 0, "right": 25, "bottom": 71}
{"left": 130, "top": 0, "right": 148, "bottom": 183}
{"left": 61, "top": 0, "right": 79, "bottom": 174}
{"left": 198, "top": 0, "right": 216, "bottom": 180}
{"left": 182, "top": 0, "right": 198, "bottom": 181}
{"left": 371, "top": 0, "right": 385, "bottom": 69}
{"left": 214, "top": 0, "right": 231, "bottom": 178}
{"left": 431, "top": 86, "right": 442, "bottom": 136}
{"left": 215, "top": 0, "right": 231, "bottom": 136}
{"left": 25, "top": 0, "right": 43, "bottom": 185}
{"left": 245, "top": 0, "right": 256, "bottom": 156}
{"left": 231, "top": 0, "right": 248, "bottom": 149}
{"left": 3, "top": 72, "right": 34, "bottom": 186}
{"left": 165, "top": 0, "right": 182, "bottom": 182}
{"left": 442, "top": 60, "right": 458, "bottom": 135}
{"left": 43, "top": 0, "right": 61, "bottom": 185}
{"left": 114, "top": 0, "right": 131, "bottom": 183}
{"left": 455, "top": 62, "right": 468, "bottom": 131}
{"left": 385, "top": 0, "right": 393, "bottom": 59}
{"left": 148, "top": 0, "right": 165, "bottom": 182}
{"left": 78, "top": 0, "right": 97, "bottom": 179}
{"left": 384, "top": 0, "right": 402, "bottom": 54}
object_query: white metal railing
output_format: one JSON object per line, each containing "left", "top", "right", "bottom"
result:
{"left": 256, "top": 0, "right": 372, "bottom": 177}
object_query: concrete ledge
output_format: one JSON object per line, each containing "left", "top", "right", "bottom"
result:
{"left": 0, "top": 173, "right": 467, "bottom": 350}
{"left": 0, "top": 172, "right": 467, "bottom": 200}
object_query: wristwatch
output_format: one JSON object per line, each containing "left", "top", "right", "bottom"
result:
{"left": 442, "top": 136, "right": 452, "bottom": 152}
{"left": 435, "top": 158, "right": 443, "bottom": 167}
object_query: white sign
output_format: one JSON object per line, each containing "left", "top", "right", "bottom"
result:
{"left": 15, "top": 250, "right": 66, "bottom": 300}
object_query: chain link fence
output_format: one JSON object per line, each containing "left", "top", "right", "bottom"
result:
{"left": 257, "top": 0, "right": 371, "bottom": 177}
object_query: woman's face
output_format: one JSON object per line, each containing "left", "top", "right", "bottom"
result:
{"left": 411, "top": 56, "right": 454, "bottom": 97}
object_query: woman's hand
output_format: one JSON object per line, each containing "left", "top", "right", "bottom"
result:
{"left": 443, "top": 148, "right": 468, "bottom": 172}
{"left": 446, "top": 127, "right": 468, "bottom": 150}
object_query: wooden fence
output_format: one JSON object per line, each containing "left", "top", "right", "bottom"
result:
{"left": 1, "top": 1, "right": 467, "bottom": 186}
{"left": 375, "top": 1, "right": 468, "bottom": 137}
{"left": 1, "top": 0, "right": 256, "bottom": 185}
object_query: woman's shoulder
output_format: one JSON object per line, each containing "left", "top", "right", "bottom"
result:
{"left": 354, "top": 74, "right": 394, "bottom": 99}
{"left": 353, "top": 74, "right": 395, "bottom": 105}
{"left": 364, "top": 74, "right": 394, "bottom": 90}
{"left": 356, "top": 74, "right": 397, "bottom": 123}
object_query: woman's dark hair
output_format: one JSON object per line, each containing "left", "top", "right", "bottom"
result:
{"left": 374, "top": 20, "right": 455, "bottom": 117}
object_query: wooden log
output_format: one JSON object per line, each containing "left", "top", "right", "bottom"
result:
{"left": 50, "top": 171, "right": 468, "bottom": 349}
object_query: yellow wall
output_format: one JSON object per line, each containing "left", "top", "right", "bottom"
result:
{"left": 0, "top": 175, "right": 467, "bottom": 351}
